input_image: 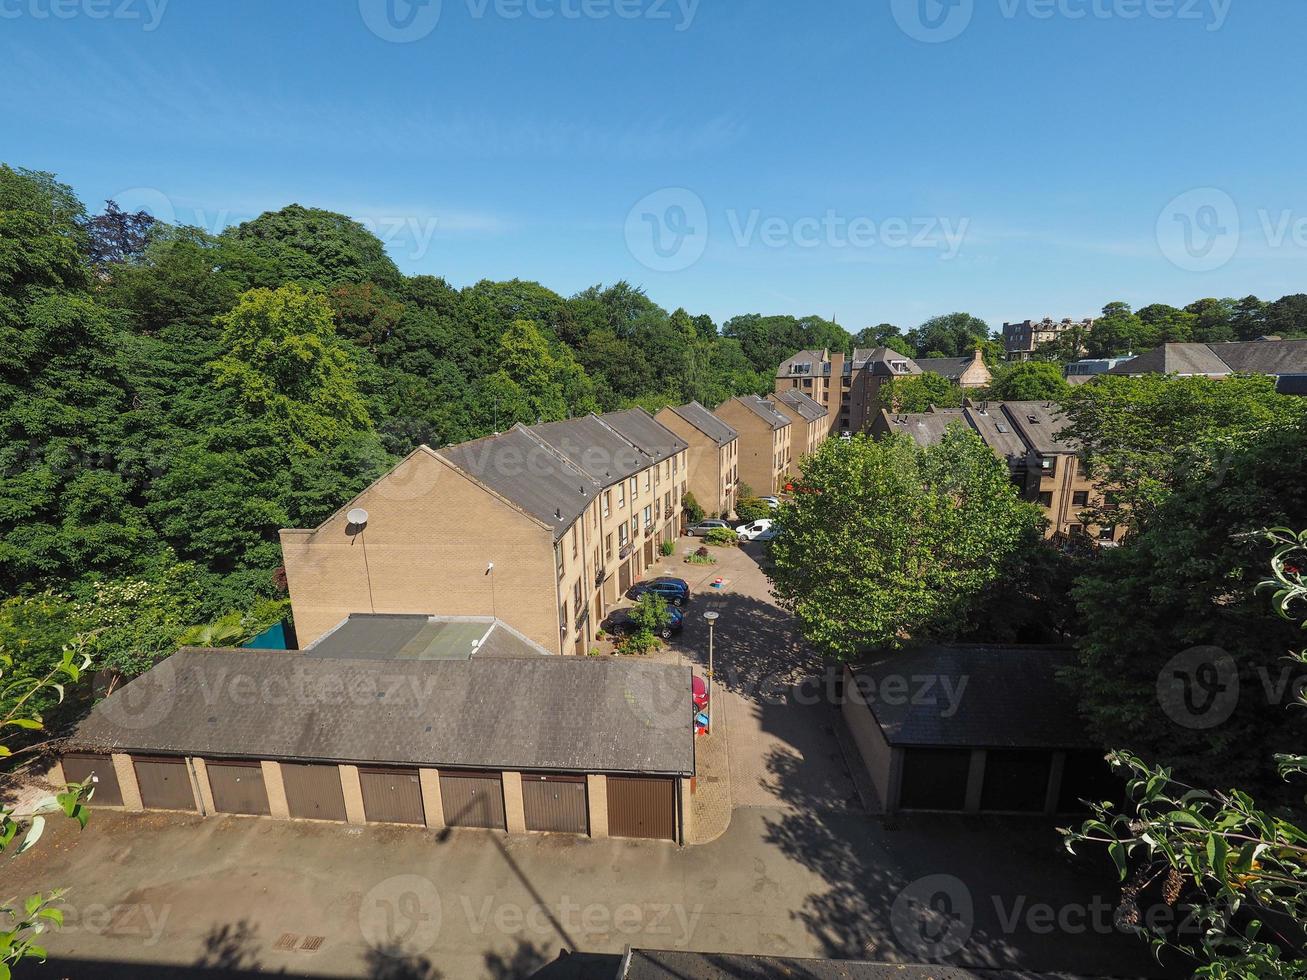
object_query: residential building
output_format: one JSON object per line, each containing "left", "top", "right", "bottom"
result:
{"left": 1064, "top": 356, "right": 1133, "bottom": 384}
{"left": 912, "top": 349, "right": 993, "bottom": 388}
{"left": 771, "top": 387, "right": 830, "bottom": 457}
{"left": 1106, "top": 338, "right": 1307, "bottom": 380}
{"left": 61, "top": 617, "right": 694, "bottom": 842}
{"left": 775, "top": 347, "right": 920, "bottom": 435}
{"left": 654, "top": 401, "right": 739, "bottom": 519}
{"left": 714, "top": 395, "right": 792, "bottom": 496}
{"left": 280, "top": 409, "right": 689, "bottom": 657}
{"left": 872, "top": 400, "right": 1121, "bottom": 543}
{"left": 841, "top": 645, "right": 1114, "bottom": 816}
{"left": 1002, "top": 317, "right": 1094, "bottom": 361}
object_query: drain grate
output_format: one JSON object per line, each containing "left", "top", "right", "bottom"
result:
{"left": 274, "top": 933, "right": 299, "bottom": 951}
{"left": 300, "top": 936, "right": 325, "bottom": 951}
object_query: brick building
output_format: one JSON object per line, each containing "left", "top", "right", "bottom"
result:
{"left": 771, "top": 387, "right": 831, "bottom": 458}
{"left": 1002, "top": 318, "right": 1093, "bottom": 361}
{"left": 713, "top": 395, "right": 792, "bottom": 497}
{"left": 654, "top": 401, "right": 739, "bottom": 519}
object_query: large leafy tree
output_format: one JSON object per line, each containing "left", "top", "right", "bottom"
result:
{"left": 224, "top": 204, "right": 403, "bottom": 290}
{"left": 768, "top": 429, "right": 1044, "bottom": 657}
{"left": 876, "top": 371, "right": 963, "bottom": 413}
{"left": 905, "top": 312, "right": 991, "bottom": 358}
{"left": 987, "top": 360, "right": 1069, "bottom": 402}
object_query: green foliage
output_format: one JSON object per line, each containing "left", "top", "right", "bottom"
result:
{"left": 659, "top": 540, "right": 675, "bottom": 557}
{"left": 767, "top": 430, "right": 1044, "bottom": 658}
{"left": 986, "top": 361, "right": 1069, "bottom": 402}
{"left": 686, "top": 547, "right": 716, "bottom": 566}
{"left": 681, "top": 491, "right": 705, "bottom": 525}
{"left": 704, "top": 527, "right": 738, "bottom": 547}
{"left": 877, "top": 372, "right": 964, "bottom": 414}
{"left": 1067, "top": 420, "right": 1307, "bottom": 800}
{"left": 905, "top": 312, "right": 990, "bottom": 359}
{"left": 223, "top": 204, "right": 403, "bottom": 290}
{"left": 735, "top": 497, "right": 771, "bottom": 522}
{"left": 1063, "top": 533, "right": 1307, "bottom": 978}
{"left": 852, "top": 322, "right": 914, "bottom": 357}
{"left": 1061, "top": 374, "right": 1307, "bottom": 526}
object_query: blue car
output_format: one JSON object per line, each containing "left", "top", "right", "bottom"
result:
{"left": 604, "top": 606, "right": 685, "bottom": 639}
{"left": 627, "top": 576, "right": 692, "bottom": 606}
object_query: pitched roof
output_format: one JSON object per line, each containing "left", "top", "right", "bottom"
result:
{"left": 776, "top": 349, "right": 830, "bottom": 377}
{"left": 859, "top": 346, "right": 922, "bottom": 376}
{"left": 914, "top": 355, "right": 974, "bottom": 379}
{"left": 964, "top": 403, "right": 1030, "bottom": 459}
{"left": 878, "top": 409, "right": 965, "bottom": 448}
{"left": 999, "top": 400, "right": 1075, "bottom": 455}
{"left": 598, "top": 408, "right": 688, "bottom": 462}
{"left": 848, "top": 645, "right": 1091, "bottom": 749}
{"left": 730, "top": 395, "right": 792, "bottom": 429}
{"left": 1211, "top": 338, "right": 1307, "bottom": 374}
{"left": 1108, "top": 343, "right": 1231, "bottom": 377}
{"left": 530, "top": 415, "right": 659, "bottom": 486}
{"left": 71, "top": 649, "right": 695, "bottom": 775}
{"left": 439, "top": 427, "right": 598, "bottom": 540}
{"left": 666, "top": 401, "right": 737, "bottom": 446}
{"left": 774, "top": 387, "right": 829, "bottom": 421}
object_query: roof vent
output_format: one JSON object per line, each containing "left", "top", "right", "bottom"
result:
{"left": 1028, "top": 415, "right": 1039, "bottom": 424}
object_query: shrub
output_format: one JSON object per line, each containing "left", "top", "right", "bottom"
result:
{"left": 738, "top": 481, "right": 754, "bottom": 500}
{"left": 660, "top": 539, "right": 675, "bottom": 557}
{"left": 704, "top": 527, "right": 738, "bottom": 547}
{"left": 735, "top": 497, "right": 771, "bottom": 522}
{"left": 682, "top": 491, "right": 705, "bottom": 525}
{"left": 685, "top": 548, "right": 717, "bottom": 565}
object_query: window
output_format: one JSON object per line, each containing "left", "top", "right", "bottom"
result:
{"left": 1040, "top": 456, "right": 1057, "bottom": 477}
{"left": 605, "top": 533, "right": 613, "bottom": 561}
{"left": 1099, "top": 524, "right": 1117, "bottom": 542}
{"left": 618, "top": 524, "right": 629, "bottom": 547}
{"left": 630, "top": 477, "right": 638, "bottom": 500}
{"left": 603, "top": 490, "right": 611, "bottom": 518}
{"left": 618, "top": 483, "right": 625, "bottom": 508}
{"left": 802, "top": 378, "right": 812, "bottom": 388}
{"left": 1072, "top": 490, "right": 1089, "bottom": 507}
{"left": 560, "top": 602, "right": 568, "bottom": 633}
{"left": 643, "top": 505, "right": 652, "bottom": 528}
{"left": 672, "top": 455, "right": 678, "bottom": 475}
{"left": 631, "top": 516, "right": 639, "bottom": 538}
{"left": 1038, "top": 491, "right": 1053, "bottom": 507}
{"left": 644, "top": 471, "right": 651, "bottom": 492}
{"left": 573, "top": 580, "right": 583, "bottom": 618}
{"left": 571, "top": 524, "right": 578, "bottom": 559}
{"left": 556, "top": 545, "right": 565, "bottom": 579}
{"left": 1103, "top": 490, "right": 1121, "bottom": 510}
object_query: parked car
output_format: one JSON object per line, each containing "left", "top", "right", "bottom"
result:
{"left": 736, "top": 519, "right": 774, "bottom": 541}
{"left": 758, "top": 496, "right": 781, "bottom": 510}
{"left": 627, "top": 576, "right": 692, "bottom": 606}
{"left": 688, "top": 519, "right": 731, "bottom": 537}
{"left": 603, "top": 606, "right": 684, "bottom": 639}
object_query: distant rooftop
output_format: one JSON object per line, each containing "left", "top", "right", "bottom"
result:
{"left": 1108, "top": 338, "right": 1307, "bottom": 378}
{"left": 308, "top": 613, "right": 550, "bottom": 661}
{"left": 729, "top": 395, "right": 792, "bottom": 430}
{"left": 774, "top": 387, "right": 829, "bottom": 421}
{"left": 666, "top": 401, "right": 737, "bottom": 446}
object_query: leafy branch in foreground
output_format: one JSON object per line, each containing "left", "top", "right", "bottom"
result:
{"left": 0, "top": 637, "right": 94, "bottom": 970}
{"left": 1063, "top": 529, "right": 1307, "bottom": 978}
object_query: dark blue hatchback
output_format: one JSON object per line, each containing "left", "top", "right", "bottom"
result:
{"left": 626, "top": 576, "right": 692, "bottom": 606}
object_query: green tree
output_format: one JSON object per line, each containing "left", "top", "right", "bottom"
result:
{"left": 1087, "top": 302, "right": 1152, "bottom": 357}
{"left": 768, "top": 430, "right": 1043, "bottom": 657}
{"left": 1184, "top": 297, "right": 1237, "bottom": 344}
{"left": 876, "top": 372, "right": 963, "bottom": 413}
{"left": 987, "top": 361, "right": 1069, "bottom": 401}
{"left": 852, "top": 322, "right": 913, "bottom": 357}
{"left": 905, "top": 312, "right": 991, "bottom": 358}
{"left": 223, "top": 204, "right": 402, "bottom": 290}
{"left": 211, "top": 285, "right": 373, "bottom": 454}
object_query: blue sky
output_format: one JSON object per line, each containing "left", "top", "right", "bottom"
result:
{"left": 3, "top": 0, "right": 1304, "bottom": 332}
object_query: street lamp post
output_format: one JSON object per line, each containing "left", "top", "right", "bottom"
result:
{"left": 703, "top": 611, "right": 719, "bottom": 732}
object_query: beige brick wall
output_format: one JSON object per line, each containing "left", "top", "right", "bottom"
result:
{"left": 419, "top": 768, "right": 445, "bottom": 830}
{"left": 261, "top": 760, "right": 290, "bottom": 819}
{"left": 281, "top": 448, "right": 562, "bottom": 652}
{"left": 191, "top": 757, "right": 217, "bottom": 814}
{"left": 502, "top": 772, "right": 526, "bottom": 833}
{"left": 655, "top": 411, "right": 733, "bottom": 518}
{"left": 111, "top": 753, "right": 143, "bottom": 811}
{"left": 339, "top": 765, "right": 366, "bottom": 825}
{"left": 586, "top": 774, "right": 609, "bottom": 838}
{"left": 715, "top": 401, "right": 783, "bottom": 496}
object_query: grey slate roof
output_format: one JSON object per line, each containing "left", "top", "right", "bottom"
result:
{"left": 915, "top": 355, "right": 974, "bottom": 379}
{"left": 999, "top": 401, "right": 1075, "bottom": 455}
{"left": 619, "top": 950, "right": 1095, "bottom": 980}
{"left": 848, "top": 645, "right": 1092, "bottom": 750}
{"left": 71, "top": 650, "right": 695, "bottom": 775}
{"left": 440, "top": 427, "right": 598, "bottom": 540}
{"left": 599, "top": 408, "right": 689, "bottom": 462}
{"left": 860, "top": 347, "right": 921, "bottom": 376}
{"left": 307, "top": 614, "right": 550, "bottom": 661}
{"left": 965, "top": 404, "right": 1030, "bottom": 460}
{"left": 1108, "top": 343, "right": 1230, "bottom": 377}
{"left": 774, "top": 387, "right": 829, "bottom": 421}
{"left": 1107, "top": 339, "right": 1307, "bottom": 378}
{"left": 531, "top": 415, "right": 658, "bottom": 486}
{"left": 731, "top": 395, "right": 792, "bottom": 430}
{"left": 879, "top": 409, "right": 965, "bottom": 448}
{"left": 667, "top": 401, "right": 737, "bottom": 447}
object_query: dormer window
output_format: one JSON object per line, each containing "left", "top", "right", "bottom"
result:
{"left": 791, "top": 363, "right": 812, "bottom": 376}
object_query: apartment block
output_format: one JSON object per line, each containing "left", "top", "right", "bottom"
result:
{"left": 772, "top": 388, "right": 830, "bottom": 458}
{"left": 714, "top": 395, "right": 792, "bottom": 497}
{"left": 280, "top": 409, "right": 689, "bottom": 656}
{"left": 872, "top": 400, "right": 1122, "bottom": 544}
{"left": 1002, "top": 318, "right": 1094, "bottom": 361}
{"left": 654, "top": 401, "right": 740, "bottom": 519}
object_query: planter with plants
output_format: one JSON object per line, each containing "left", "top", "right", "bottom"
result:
{"left": 685, "top": 546, "right": 717, "bottom": 565}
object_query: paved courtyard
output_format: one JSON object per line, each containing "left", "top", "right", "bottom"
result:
{"left": 5, "top": 541, "right": 1184, "bottom": 979}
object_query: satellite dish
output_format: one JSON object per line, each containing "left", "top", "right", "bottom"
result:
{"left": 347, "top": 508, "right": 369, "bottom": 527}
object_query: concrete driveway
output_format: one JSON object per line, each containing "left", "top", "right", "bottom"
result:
{"left": 5, "top": 543, "right": 1184, "bottom": 979}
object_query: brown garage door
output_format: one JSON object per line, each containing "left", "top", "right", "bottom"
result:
{"left": 133, "top": 756, "right": 196, "bottom": 811}
{"left": 360, "top": 767, "right": 424, "bottom": 825}
{"left": 619, "top": 560, "right": 632, "bottom": 593}
{"left": 62, "top": 753, "right": 122, "bottom": 807}
{"left": 607, "top": 776, "right": 675, "bottom": 841}
{"left": 522, "top": 773, "right": 588, "bottom": 834}
{"left": 207, "top": 761, "right": 270, "bottom": 816}
{"left": 440, "top": 771, "right": 505, "bottom": 829}
{"left": 281, "top": 763, "right": 347, "bottom": 821}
